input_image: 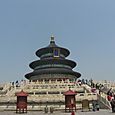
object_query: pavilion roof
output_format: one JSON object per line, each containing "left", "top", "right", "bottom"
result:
{"left": 15, "top": 90, "right": 28, "bottom": 96}
{"left": 63, "top": 89, "right": 76, "bottom": 95}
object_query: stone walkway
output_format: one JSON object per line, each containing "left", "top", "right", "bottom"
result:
{"left": 0, "top": 109, "right": 112, "bottom": 115}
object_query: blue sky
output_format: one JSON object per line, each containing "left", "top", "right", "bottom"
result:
{"left": 0, "top": 0, "right": 115, "bottom": 83}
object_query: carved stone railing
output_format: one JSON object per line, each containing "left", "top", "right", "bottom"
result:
{"left": 97, "top": 93, "right": 111, "bottom": 109}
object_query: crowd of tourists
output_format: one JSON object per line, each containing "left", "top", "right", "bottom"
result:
{"left": 88, "top": 79, "right": 115, "bottom": 113}
{"left": 107, "top": 89, "right": 115, "bottom": 112}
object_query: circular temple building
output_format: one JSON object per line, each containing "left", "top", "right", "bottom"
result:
{"left": 25, "top": 36, "right": 81, "bottom": 82}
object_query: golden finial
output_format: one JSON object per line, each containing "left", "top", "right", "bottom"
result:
{"left": 51, "top": 35, "right": 54, "bottom": 42}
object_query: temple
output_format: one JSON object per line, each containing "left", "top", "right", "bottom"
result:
{"left": 25, "top": 36, "right": 81, "bottom": 82}
{"left": 0, "top": 36, "right": 108, "bottom": 111}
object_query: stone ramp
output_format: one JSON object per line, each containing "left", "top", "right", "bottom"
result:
{"left": 0, "top": 109, "right": 112, "bottom": 115}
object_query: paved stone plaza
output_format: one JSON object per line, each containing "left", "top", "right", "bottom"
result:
{"left": 0, "top": 110, "right": 112, "bottom": 115}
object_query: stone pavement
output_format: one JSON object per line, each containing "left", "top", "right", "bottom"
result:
{"left": 0, "top": 109, "right": 113, "bottom": 115}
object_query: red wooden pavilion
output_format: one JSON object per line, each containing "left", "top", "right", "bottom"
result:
{"left": 15, "top": 90, "right": 28, "bottom": 113}
{"left": 63, "top": 89, "right": 77, "bottom": 112}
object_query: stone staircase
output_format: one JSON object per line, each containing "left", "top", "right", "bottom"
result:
{"left": 0, "top": 81, "right": 112, "bottom": 111}
{"left": 82, "top": 83, "right": 111, "bottom": 109}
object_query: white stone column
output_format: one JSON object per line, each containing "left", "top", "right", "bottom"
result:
{"left": 49, "top": 79, "right": 51, "bottom": 83}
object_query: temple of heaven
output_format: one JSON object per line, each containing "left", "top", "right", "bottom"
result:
{"left": 25, "top": 36, "right": 81, "bottom": 81}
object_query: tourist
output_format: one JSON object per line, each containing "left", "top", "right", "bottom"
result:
{"left": 71, "top": 111, "right": 75, "bottom": 115}
{"left": 92, "top": 100, "right": 96, "bottom": 111}
{"left": 107, "top": 95, "right": 112, "bottom": 101}
{"left": 95, "top": 103, "right": 100, "bottom": 111}
{"left": 110, "top": 98, "right": 115, "bottom": 112}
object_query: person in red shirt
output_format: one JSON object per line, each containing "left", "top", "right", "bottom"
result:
{"left": 107, "top": 95, "right": 112, "bottom": 101}
{"left": 71, "top": 111, "right": 75, "bottom": 115}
